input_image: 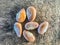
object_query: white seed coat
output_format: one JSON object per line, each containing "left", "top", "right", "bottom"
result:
{"left": 14, "top": 22, "right": 22, "bottom": 37}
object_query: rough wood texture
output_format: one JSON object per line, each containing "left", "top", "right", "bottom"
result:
{"left": 0, "top": 0, "right": 60, "bottom": 45}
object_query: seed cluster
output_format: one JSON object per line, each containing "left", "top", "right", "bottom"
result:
{"left": 14, "top": 6, "right": 49, "bottom": 42}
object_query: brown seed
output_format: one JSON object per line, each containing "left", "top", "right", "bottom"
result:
{"left": 38, "top": 21, "right": 49, "bottom": 34}
{"left": 23, "top": 30, "right": 35, "bottom": 42}
{"left": 25, "top": 22, "right": 39, "bottom": 30}
{"left": 16, "top": 8, "right": 26, "bottom": 22}
{"left": 26, "top": 6, "right": 36, "bottom": 21}
{"left": 14, "top": 22, "right": 22, "bottom": 37}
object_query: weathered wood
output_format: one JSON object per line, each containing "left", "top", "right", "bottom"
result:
{"left": 0, "top": 0, "right": 60, "bottom": 45}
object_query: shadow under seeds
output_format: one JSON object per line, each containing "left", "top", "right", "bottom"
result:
{"left": 58, "top": 31, "right": 60, "bottom": 39}
{"left": 3, "top": 5, "right": 28, "bottom": 32}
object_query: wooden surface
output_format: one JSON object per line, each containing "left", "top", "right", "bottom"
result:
{"left": 0, "top": 0, "right": 60, "bottom": 45}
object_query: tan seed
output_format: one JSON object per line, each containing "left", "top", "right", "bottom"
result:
{"left": 38, "top": 21, "right": 49, "bottom": 34}
{"left": 16, "top": 8, "right": 26, "bottom": 22}
{"left": 26, "top": 6, "right": 36, "bottom": 21}
{"left": 23, "top": 30, "right": 35, "bottom": 42}
{"left": 25, "top": 22, "right": 39, "bottom": 30}
{"left": 14, "top": 22, "right": 22, "bottom": 37}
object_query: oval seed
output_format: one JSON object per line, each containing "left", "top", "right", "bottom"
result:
{"left": 38, "top": 21, "right": 49, "bottom": 34}
{"left": 23, "top": 30, "right": 35, "bottom": 42}
{"left": 16, "top": 8, "right": 26, "bottom": 22}
{"left": 14, "top": 22, "right": 22, "bottom": 37}
{"left": 25, "top": 22, "right": 39, "bottom": 30}
{"left": 26, "top": 6, "right": 36, "bottom": 21}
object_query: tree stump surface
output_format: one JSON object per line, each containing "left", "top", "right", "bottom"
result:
{"left": 0, "top": 0, "right": 60, "bottom": 45}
